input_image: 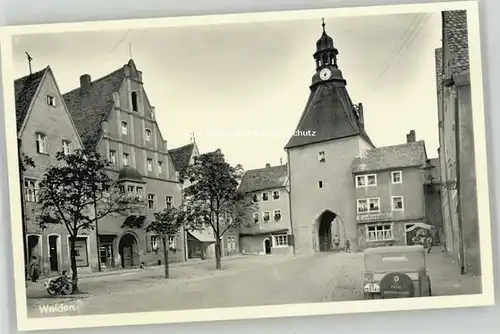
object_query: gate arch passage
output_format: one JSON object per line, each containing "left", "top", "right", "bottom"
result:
{"left": 118, "top": 233, "right": 139, "bottom": 269}
{"left": 313, "top": 210, "right": 348, "bottom": 252}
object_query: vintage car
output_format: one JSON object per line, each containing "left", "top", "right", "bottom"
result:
{"left": 362, "top": 245, "right": 431, "bottom": 299}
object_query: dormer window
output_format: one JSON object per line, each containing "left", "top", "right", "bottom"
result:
{"left": 131, "top": 91, "right": 138, "bottom": 112}
{"left": 121, "top": 122, "right": 128, "bottom": 135}
{"left": 47, "top": 95, "right": 56, "bottom": 107}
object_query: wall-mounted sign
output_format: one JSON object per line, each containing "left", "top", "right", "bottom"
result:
{"left": 357, "top": 212, "right": 392, "bottom": 222}
{"left": 71, "top": 237, "right": 89, "bottom": 267}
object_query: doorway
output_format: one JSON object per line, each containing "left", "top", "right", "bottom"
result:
{"left": 99, "top": 235, "right": 116, "bottom": 269}
{"left": 118, "top": 233, "right": 138, "bottom": 269}
{"left": 48, "top": 235, "right": 59, "bottom": 272}
{"left": 264, "top": 239, "right": 272, "bottom": 254}
{"left": 405, "top": 224, "right": 416, "bottom": 245}
{"left": 317, "top": 211, "right": 336, "bottom": 252}
{"left": 27, "top": 235, "right": 41, "bottom": 260}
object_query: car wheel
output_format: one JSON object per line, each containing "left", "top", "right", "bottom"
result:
{"left": 421, "top": 275, "right": 431, "bottom": 296}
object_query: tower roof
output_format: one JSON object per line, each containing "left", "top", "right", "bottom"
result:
{"left": 285, "top": 20, "right": 374, "bottom": 150}
{"left": 316, "top": 18, "right": 335, "bottom": 51}
{"left": 117, "top": 166, "right": 146, "bottom": 183}
{"left": 285, "top": 82, "right": 373, "bottom": 149}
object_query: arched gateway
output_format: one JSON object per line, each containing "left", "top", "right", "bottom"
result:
{"left": 118, "top": 233, "right": 139, "bottom": 269}
{"left": 313, "top": 210, "right": 348, "bottom": 252}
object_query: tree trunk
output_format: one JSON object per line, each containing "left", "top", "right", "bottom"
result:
{"left": 69, "top": 236, "right": 79, "bottom": 293}
{"left": 215, "top": 241, "right": 221, "bottom": 270}
{"left": 162, "top": 236, "right": 169, "bottom": 278}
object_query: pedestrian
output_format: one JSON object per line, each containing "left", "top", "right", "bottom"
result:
{"left": 29, "top": 255, "right": 39, "bottom": 283}
{"left": 344, "top": 238, "right": 351, "bottom": 253}
{"left": 333, "top": 234, "right": 340, "bottom": 252}
{"left": 426, "top": 233, "right": 433, "bottom": 254}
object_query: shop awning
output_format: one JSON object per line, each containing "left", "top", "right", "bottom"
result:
{"left": 405, "top": 222, "right": 434, "bottom": 232}
{"left": 187, "top": 230, "right": 216, "bottom": 243}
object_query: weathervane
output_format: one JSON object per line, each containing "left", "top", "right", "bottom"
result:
{"left": 25, "top": 52, "right": 33, "bottom": 75}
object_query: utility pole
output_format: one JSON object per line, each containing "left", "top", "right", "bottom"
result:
{"left": 93, "top": 193, "right": 102, "bottom": 272}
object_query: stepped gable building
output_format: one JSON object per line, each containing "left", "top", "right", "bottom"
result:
{"left": 15, "top": 66, "right": 98, "bottom": 276}
{"left": 285, "top": 20, "right": 375, "bottom": 253}
{"left": 63, "top": 59, "right": 184, "bottom": 269}
{"left": 352, "top": 131, "right": 431, "bottom": 249}
{"left": 435, "top": 10, "right": 479, "bottom": 275}
{"left": 238, "top": 163, "right": 293, "bottom": 255}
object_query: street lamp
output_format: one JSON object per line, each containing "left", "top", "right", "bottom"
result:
{"left": 421, "top": 159, "right": 458, "bottom": 190}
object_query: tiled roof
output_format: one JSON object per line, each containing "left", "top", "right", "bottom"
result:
{"left": 239, "top": 164, "right": 288, "bottom": 193}
{"left": 168, "top": 143, "right": 195, "bottom": 178}
{"left": 14, "top": 67, "right": 48, "bottom": 133}
{"left": 284, "top": 80, "right": 374, "bottom": 149}
{"left": 434, "top": 48, "right": 443, "bottom": 95}
{"left": 443, "top": 10, "right": 469, "bottom": 75}
{"left": 352, "top": 140, "right": 427, "bottom": 173}
{"left": 63, "top": 66, "right": 126, "bottom": 150}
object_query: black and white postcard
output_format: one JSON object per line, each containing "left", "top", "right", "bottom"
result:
{"left": 0, "top": 0, "right": 495, "bottom": 331}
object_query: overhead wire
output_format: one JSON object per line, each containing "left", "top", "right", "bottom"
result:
{"left": 367, "top": 13, "right": 432, "bottom": 97}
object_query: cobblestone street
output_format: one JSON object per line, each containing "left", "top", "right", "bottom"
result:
{"left": 27, "top": 248, "right": 481, "bottom": 318}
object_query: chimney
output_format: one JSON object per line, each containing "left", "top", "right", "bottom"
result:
{"left": 265, "top": 163, "right": 271, "bottom": 168}
{"left": 80, "top": 74, "right": 91, "bottom": 90}
{"left": 358, "top": 103, "right": 364, "bottom": 128}
{"left": 406, "top": 130, "right": 416, "bottom": 143}
{"left": 280, "top": 158, "right": 283, "bottom": 165}
{"left": 150, "top": 106, "right": 156, "bottom": 120}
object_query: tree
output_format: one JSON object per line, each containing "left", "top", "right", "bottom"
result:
{"left": 146, "top": 207, "right": 186, "bottom": 278}
{"left": 34, "top": 149, "right": 144, "bottom": 292}
{"left": 183, "top": 150, "right": 256, "bottom": 269}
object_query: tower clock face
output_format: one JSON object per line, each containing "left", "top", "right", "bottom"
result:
{"left": 319, "top": 68, "right": 332, "bottom": 80}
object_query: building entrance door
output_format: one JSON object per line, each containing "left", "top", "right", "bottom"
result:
{"left": 264, "top": 239, "right": 272, "bottom": 254}
{"left": 48, "top": 235, "right": 59, "bottom": 272}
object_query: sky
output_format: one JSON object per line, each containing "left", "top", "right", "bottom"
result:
{"left": 12, "top": 11, "right": 442, "bottom": 171}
